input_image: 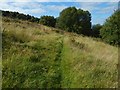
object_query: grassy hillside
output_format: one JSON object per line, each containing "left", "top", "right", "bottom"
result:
{"left": 2, "top": 17, "right": 118, "bottom": 88}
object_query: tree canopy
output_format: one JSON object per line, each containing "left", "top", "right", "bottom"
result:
{"left": 100, "top": 10, "right": 120, "bottom": 45}
{"left": 2, "top": 8, "right": 120, "bottom": 46}
{"left": 1, "top": 10, "right": 40, "bottom": 23}
{"left": 39, "top": 16, "right": 56, "bottom": 27}
{"left": 56, "top": 7, "right": 92, "bottom": 36}
{"left": 92, "top": 24, "right": 102, "bottom": 37}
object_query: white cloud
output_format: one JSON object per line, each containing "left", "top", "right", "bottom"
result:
{"left": 77, "top": 2, "right": 118, "bottom": 24}
{"left": 0, "top": 2, "right": 68, "bottom": 18}
{"left": 8, "top": 2, "right": 44, "bottom": 9}
{"left": 74, "top": 0, "right": 119, "bottom": 2}
{"left": 0, "top": 1, "right": 118, "bottom": 24}
{"left": 0, "top": 0, "right": 119, "bottom": 2}
{"left": 78, "top": 2, "right": 101, "bottom": 11}
{"left": 92, "top": 17, "right": 106, "bottom": 25}
{"left": 46, "top": 5, "right": 67, "bottom": 12}
{"left": 0, "top": 2, "right": 46, "bottom": 16}
{"left": 78, "top": 2, "right": 118, "bottom": 14}
{"left": 95, "top": 2, "right": 118, "bottom": 14}
{"left": 96, "top": 6, "right": 117, "bottom": 14}
{"left": 29, "top": 8, "right": 45, "bottom": 14}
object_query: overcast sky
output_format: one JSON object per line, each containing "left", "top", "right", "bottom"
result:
{"left": 0, "top": 0, "right": 119, "bottom": 25}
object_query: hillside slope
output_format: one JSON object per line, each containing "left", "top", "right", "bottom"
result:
{"left": 2, "top": 17, "right": 118, "bottom": 88}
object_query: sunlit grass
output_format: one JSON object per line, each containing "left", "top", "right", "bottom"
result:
{"left": 2, "top": 17, "right": 118, "bottom": 88}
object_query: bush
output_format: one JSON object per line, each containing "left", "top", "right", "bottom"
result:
{"left": 100, "top": 10, "right": 120, "bottom": 46}
{"left": 92, "top": 24, "right": 102, "bottom": 38}
{"left": 39, "top": 16, "right": 56, "bottom": 27}
{"left": 2, "top": 10, "right": 40, "bottom": 23}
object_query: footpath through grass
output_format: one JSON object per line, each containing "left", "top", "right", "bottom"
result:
{"left": 3, "top": 31, "right": 64, "bottom": 88}
{"left": 2, "top": 17, "right": 118, "bottom": 88}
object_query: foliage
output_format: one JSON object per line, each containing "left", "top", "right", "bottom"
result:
{"left": 56, "top": 7, "right": 92, "bottom": 36}
{"left": 100, "top": 10, "right": 120, "bottom": 45}
{"left": 2, "top": 17, "right": 118, "bottom": 88}
{"left": 92, "top": 24, "right": 102, "bottom": 37}
{"left": 39, "top": 16, "right": 56, "bottom": 27}
{"left": 1, "top": 10, "right": 40, "bottom": 23}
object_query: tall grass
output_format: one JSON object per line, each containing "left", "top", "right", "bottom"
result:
{"left": 2, "top": 17, "right": 118, "bottom": 88}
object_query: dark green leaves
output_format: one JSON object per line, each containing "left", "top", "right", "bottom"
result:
{"left": 100, "top": 10, "right": 120, "bottom": 46}
{"left": 39, "top": 15, "right": 56, "bottom": 27}
{"left": 56, "top": 7, "right": 92, "bottom": 36}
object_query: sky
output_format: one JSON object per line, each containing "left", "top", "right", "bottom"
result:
{"left": 0, "top": 1, "right": 119, "bottom": 25}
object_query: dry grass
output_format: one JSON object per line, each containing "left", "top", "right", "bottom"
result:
{"left": 2, "top": 17, "right": 118, "bottom": 88}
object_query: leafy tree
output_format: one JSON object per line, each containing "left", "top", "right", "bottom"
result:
{"left": 56, "top": 7, "right": 92, "bottom": 36}
{"left": 100, "top": 10, "right": 120, "bottom": 45}
{"left": 39, "top": 15, "right": 56, "bottom": 27}
{"left": 17, "top": 13, "right": 26, "bottom": 20}
{"left": 3, "top": 11, "right": 10, "bottom": 17}
{"left": 26, "top": 14, "right": 32, "bottom": 20}
{"left": 92, "top": 24, "right": 102, "bottom": 37}
{"left": 56, "top": 7, "right": 78, "bottom": 32}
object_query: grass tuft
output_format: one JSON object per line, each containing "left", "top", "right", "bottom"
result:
{"left": 2, "top": 17, "right": 118, "bottom": 88}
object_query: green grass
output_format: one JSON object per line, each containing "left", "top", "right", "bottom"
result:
{"left": 2, "top": 17, "right": 118, "bottom": 88}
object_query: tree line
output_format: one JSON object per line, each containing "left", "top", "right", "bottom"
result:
{"left": 1, "top": 10, "right": 40, "bottom": 22}
{"left": 1, "top": 7, "right": 119, "bottom": 46}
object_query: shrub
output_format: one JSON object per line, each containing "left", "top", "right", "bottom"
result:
{"left": 39, "top": 16, "right": 56, "bottom": 27}
{"left": 100, "top": 10, "right": 120, "bottom": 46}
{"left": 92, "top": 24, "right": 102, "bottom": 38}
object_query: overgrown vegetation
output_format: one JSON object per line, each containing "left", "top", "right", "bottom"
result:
{"left": 92, "top": 24, "right": 102, "bottom": 38}
{"left": 1, "top": 10, "right": 40, "bottom": 23}
{"left": 1, "top": 7, "right": 120, "bottom": 46}
{"left": 39, "top": 15, "right": 56, "bottom": 27}
{"left": 100, "top": 10, "right": 120, "bottom": 46}
{"left": 2, "top": 17, "right": 118, "bottom": 88}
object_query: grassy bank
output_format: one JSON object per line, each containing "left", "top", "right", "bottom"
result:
{"left": 2, "top": 17, "right": 118, "bottom": 88}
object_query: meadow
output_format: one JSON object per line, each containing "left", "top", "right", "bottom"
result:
{"left": 2, "top": 17, "right": 118, "bottom": 88}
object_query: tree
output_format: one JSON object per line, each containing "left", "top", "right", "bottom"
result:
{"left": 39, "top": 15, "right": 56, "bottom": 27}
{"left": 2, "top": 10, "right": 40, "bottom": 23}
{"left": 56, "top": 7, "right": 78, "bottom": 32}
{"left": 56, "top": 7, "right": 92, "bottom": 36}
{"left": 92, "top": 24, "right": 102, "bottom": 37}
{"left": 100, "top": 10, "right": 120, "bottom": 45}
